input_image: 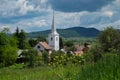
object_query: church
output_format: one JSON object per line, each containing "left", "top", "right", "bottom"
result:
{"left": 48, "top": 12, "right": 59, "bottom": 51}
{"left": 34, "top": 12, "right": 60, "bottom": 53}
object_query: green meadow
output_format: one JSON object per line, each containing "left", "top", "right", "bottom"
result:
{"left": 0, "top": 53, "right": 119, "bottom": 80}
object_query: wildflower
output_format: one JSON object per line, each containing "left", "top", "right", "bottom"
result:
{"left": 55, "top": 56, "right": 58, "bottom": 58}
{"left": 48, "top": 63, "right": 51, "bottom": 66}
{"left": 79, "top": 61, "right": 81, "bottom": 63}
{"left": 53, "top": 58, "right": 56, "bottom": 60}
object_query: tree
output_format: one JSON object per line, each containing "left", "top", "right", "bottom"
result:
{"left": 59, "top": 37, "right": 64, "bottom": 49}
{"left": 65, "top": 40, "right": 74, "bottom": 47}
{"left": 42, "top": 51, "right": 49, "bottom": 64}
{"left": 0, "top": 33, "right": 18, "bottom": 67}
{"left": 37, "top": 35, "right": 46, "bottom": 42}
{"left": 14, "top": 27, "right": 19, "bottom": 38}
{"left": 98, "top": 27, "right": 120, "bottom": 52}
{"left": 20, "top": 49, "right": 38, "bottom": 67}
{"left": 15, "top": 29, "right": 30, "bottom": 49}
{"left": 19, "top": 29, "right": 26, "bottom": 49}
{"left": 28, "top": 38, "right": 37, "bottom": 47}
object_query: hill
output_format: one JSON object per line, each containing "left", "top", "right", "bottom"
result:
{"left": 27, "top": 27, "right": 100, "bottom": 38}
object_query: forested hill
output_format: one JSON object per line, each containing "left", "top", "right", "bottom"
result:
{"left": 27, "top": 27, "right": 100, "bottom": 38}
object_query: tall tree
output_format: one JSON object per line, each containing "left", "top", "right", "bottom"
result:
{"left": 0, "top": 33, "right": 18, "bottom": 67}
{"left": 59, "top": 37, "right": 64, "bottom": 49}
{"left": 14, "top": 28, "right": 30, "bottom": 49}
{"left": 29, "top": 38, "right": 37, "bottom": 47}
{"left": 37, "top": 35, "right": 46, "bottom": 42}
{"left": 98, "top": 27, "right": 120, "bottom": 52}
{"left": 65, "top": 40, "right": 74, "bottom": 47}
{"left": 14, "top": 27, "right": 19, "bottom": 38}
{"left": 18, "top": 29, "right": 28, "bottom": 49}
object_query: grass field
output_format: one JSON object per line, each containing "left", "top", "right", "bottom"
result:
{"left": 0, "top": 54, "right": 120, "bottom": 80}
{"left": 0, "top": 64, "right": 80, "bottom": 80}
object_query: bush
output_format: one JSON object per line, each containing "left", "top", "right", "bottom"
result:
{"left": 20, "top": 49, "right": 38, "bottom": 68}
{"left": 84, "top": 45, "right": 103, "bottom": 63}
{"left": 98, "top": 27, "right": 120, "bottom": 52}
{"left": 42, "top": 51, "right": 49, "bottom": 64}
{"left": 0, "top": 33, "right": 18, "bottom": 67}
{"left": 49, "top": 51, "right": 68, "bottom": 67}
{"left": 71, "top": 55, "right": 85, "bottom": 65}
{"left": 48, "top": 51, "right": 85, "bottom": 67}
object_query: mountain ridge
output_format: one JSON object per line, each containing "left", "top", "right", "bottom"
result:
{"left": 27, "top": 27, "right": 100, "bottom": 38}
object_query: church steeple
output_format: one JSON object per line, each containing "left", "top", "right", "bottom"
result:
{"left": 51, "top": 11, "right": 57, "bottom": 34}
{"left": 48, "top": 11, "right": 59, "bottom": 51}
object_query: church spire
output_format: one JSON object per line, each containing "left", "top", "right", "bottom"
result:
{"left": 52, "top": 11, "right": 57, "bottom": 34}
{"left": 48, "top": 10, "right": 59, "bottom": 51}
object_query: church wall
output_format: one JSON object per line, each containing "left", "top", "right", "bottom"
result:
{"left": 48, "top": 34, "right": 59, "bottom": 51}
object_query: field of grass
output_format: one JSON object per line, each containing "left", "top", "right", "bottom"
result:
{"left": 74, "top": 54, "right": 120, "bottom": 80}
{"left": 0, "top": 54, "right": 120, "bottom": 80}
{"left": 0, "top": 64, "right": 80, "bottom": 80}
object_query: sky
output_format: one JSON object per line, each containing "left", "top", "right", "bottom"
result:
{"left": 0, "top": 0, "right": 120, "bottom": 32}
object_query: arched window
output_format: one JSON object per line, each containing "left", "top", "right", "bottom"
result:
{"left": 51, "top": 37, "right": 53, "bottom": 41}
{"left": 56, "top": 37, "right": 58, "bottom": 41}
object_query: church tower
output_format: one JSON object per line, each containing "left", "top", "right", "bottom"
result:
{"left": 48, "top": 12, "right": 59, "bottom": 51}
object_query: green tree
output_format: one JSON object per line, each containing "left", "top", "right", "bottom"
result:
{"left": 65, "top": 40, "right": 74, "bottom": 47}
{"left": 37, "top": 36, "right": 46, "bottom": 42}
{"left": 14, "top": 28, "right": 30, "bottom": 49}
{"left": 21, "top": 49, "right": 38, "bottom": 67}
{"left": 42, "top": 51, "right": 49, "bottom": 64}
{"left": 18, "top": 29, "right": 29, "bottom": 49}
{"left": 14, "top": 27, "right": 19, "bottom": 38}
{"left": 59, "top": 37, "right": 64, "bottom": 49}
{"left": 28, "top": 38, "right": 37, "bottom": 47}
{"left": 98, "top": 27, "right": 120, "bottom": 52}
{"left": 0, "top": 33, "right": 18, "bottom": 67}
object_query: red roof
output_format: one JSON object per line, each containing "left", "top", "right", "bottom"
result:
{"left": 39, "top": 42, "right": 51, "bottom": 50}
{"left": 74, "top": 45, "right": 85, "bottom": 51}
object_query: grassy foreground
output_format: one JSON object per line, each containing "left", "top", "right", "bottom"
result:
{"left": 0, "top": 54, "right": 120, "bottom": 80}
{"left": 0, "top": 64, "right": 80, "bottom": 80}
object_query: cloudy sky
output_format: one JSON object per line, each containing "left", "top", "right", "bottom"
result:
{"left": 0, "top": 0, "right": 120, "bottom": 32}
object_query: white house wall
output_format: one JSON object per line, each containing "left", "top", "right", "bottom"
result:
{"left": 34, "top": 44, "right": 45, "bottom": 52}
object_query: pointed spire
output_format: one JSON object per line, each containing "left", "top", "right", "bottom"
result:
{"left": 52, "top": 11, "right": 57, "bottom": 34}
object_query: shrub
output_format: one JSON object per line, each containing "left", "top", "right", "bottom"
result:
{"left": 98, "top": 27, "right": 120, "bottom": 52}
{"left": 71, "top": 55, "right": 85, "bottom": 65}
{"left": 20, "top": 49, "right": 38, "bottom": 68}
{"left": 0, "top": 33, "right": 18, "bottom": 67}
{"left": 42, "top": 51, "right": 49, "bottom": 64}
{"left": 48, "top": 51, "right": 85, "bottom": 67}
{"left": 84, "top": 45, "right": 103, "bottom": 63}
{"left": 49, "top": 51, "right": 68, "bottom": 67}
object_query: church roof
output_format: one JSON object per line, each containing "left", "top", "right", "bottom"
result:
{"left": 39, "top": 42, "right": 51, "bottom": 50}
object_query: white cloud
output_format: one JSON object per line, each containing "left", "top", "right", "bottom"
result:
{"left": 102, "top": 11, "right": 113, "bottom": 17}
{"left": 40, "top": 0, "right": 47, "bottom": 4}
{"left": 18, "top": 0, "right": 35, "bottom": 15}
{"left": 0, "top": 0, "right": 120, "bottom": 32}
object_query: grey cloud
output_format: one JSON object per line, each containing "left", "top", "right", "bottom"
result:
{"left": 48, "top": 0, "right": 115, "bottom": 12}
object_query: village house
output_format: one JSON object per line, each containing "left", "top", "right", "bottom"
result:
{"left": 74, "top": 43, "right": 91, "bottom": 55}
{"left": 34, "top": 42, "right": 52, "bottom": 54}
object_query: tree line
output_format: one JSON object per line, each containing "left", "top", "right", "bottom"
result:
{"left": 0, "top": 26, "right": 120, "bottom": 68}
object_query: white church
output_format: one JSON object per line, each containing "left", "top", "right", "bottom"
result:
{"left": 34, "top": 12, "right": 59, "bottom": 53}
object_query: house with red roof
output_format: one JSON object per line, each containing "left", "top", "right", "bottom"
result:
{"left": 34, "top": 42, "right": 52, "bottom": 54}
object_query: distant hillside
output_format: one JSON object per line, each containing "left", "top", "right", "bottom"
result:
{"left": 27, "top": 27, "right": 100, "bottom": 38}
